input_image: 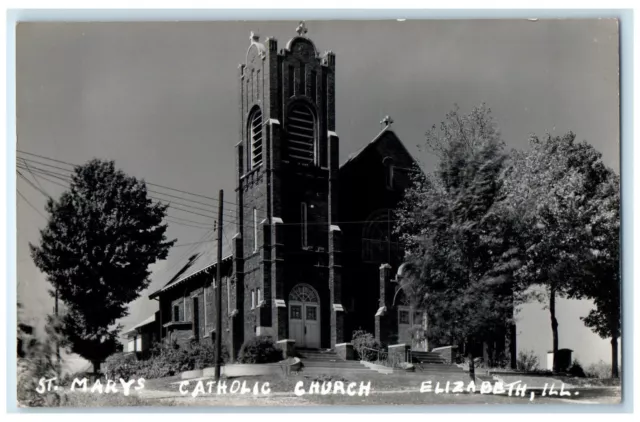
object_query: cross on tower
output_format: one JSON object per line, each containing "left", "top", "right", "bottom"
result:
{"left": 380, "top": 115, "right": 394, "bottom": 128}
{"left": 296, "top": 21, "right": 308, "bottom": 36}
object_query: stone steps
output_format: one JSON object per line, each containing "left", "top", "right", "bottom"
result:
{"left": 296, "top": 348, "right": 378, "bottom": 376}
{"left": 299, "top": 366, "right": 378, "bottom": 376}
{"left": 295, "top": 348, "right": 464, "bottom": 377}
{"left": 410, "top": 351, "right": 448, "bottom": 364}
{"left": 414, "top": 364, "right": 465, "bottom": 373}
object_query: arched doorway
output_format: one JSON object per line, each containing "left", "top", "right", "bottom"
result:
{"left": 288, "top": 283, "right": 321, "bottom": 348}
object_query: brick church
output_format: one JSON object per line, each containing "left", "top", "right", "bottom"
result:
{"left": 126, "top": 23, "right": 513, "bottom": 364}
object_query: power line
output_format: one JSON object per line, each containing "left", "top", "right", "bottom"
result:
{"left": 21, "top": 159, "right": 49, "bottom": 196}
{"left": 26, "top": 170, "right": 72, "bottom": 190}
{"left": 17, "top": 150, "right": 77, "bottom": 168}
{"left": 17, "top": 156, "right": 74, "bottom": 174}
{"left": 17, "top": 189, "right": 47, "bottom": 221}
{"left": 17, "top": 161, "right": 238, "bottom": 220}
{"left": 18, "top": 166, "right": 404, "bottom": 228}
{"left": 17, "top": 152, "right": 252, "bottom": 211}
{"left": 165, "top": 215, "right": 215, "bottom": 228}
{"left": 165, "top": 220, "right": 211, "bottom": 230}
{"left": 17, "top": 170, "right": 51, "bottom": 199}
{"left": 173, "top": 239, "right": 217, "bottom": 248}
{"left": 16, "top": 152, "right": 406, "bottom": 227}
{"left": 16, "top": 163, "right": 239, "bottom": 221}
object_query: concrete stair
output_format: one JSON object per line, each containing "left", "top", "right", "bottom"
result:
{"left": 413, "top": 363, "right": 465, "bottom": 373}
{"left": 296, "top": 348, "right": 376, "bottom": 376}
{"left": 410, "top": 351, "right": 448, "bottom": 364}
{"left": 294, "top": 348, "right": 464, "bottom": 377}
{"left": 410, "top": 351, "right": 465, "bottom": 374}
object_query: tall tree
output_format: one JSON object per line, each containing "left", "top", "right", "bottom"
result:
{"left": 30, "top": 159, "right": 175, "bottom": 372}
{"left": 501, "top": 132, "right": 615, "bottom": 373}
{"left": 395, "top": 104, "right": 522, "bottom": 379}
{"left": 569, "top": 172, "right": 620, "bottom": 378}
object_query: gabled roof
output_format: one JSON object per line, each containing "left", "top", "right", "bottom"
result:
{"left": 339, "top": 127, "right": 419, "bottom": 172}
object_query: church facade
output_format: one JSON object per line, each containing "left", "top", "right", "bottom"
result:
{"left": 142, "top": 25, "right": 513, "bottom": 364}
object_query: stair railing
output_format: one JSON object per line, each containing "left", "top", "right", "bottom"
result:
{"left": 360, "top": 346, "right": 388, "bottom": 363}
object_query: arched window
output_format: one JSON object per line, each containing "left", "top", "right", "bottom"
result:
{"left": 362, "top": 209, "right": 400, "bottom": 263}
{"left": 286, "top": 103, "right": 316, "bottom": 165}
{"left": 249, "top": 107, "right": 263, "bottom": 169}
{"left": 289, "top": 283, "right": 319, "bottom": 303}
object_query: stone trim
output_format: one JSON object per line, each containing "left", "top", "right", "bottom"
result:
{"left": 162, "top": 321, "right": 191, "bottom": 329}
{"left": 388, "top": 343, "right": 409, "bottom": 349}
{"left": 256, "top": 326, "right": 275, "bottom": 337}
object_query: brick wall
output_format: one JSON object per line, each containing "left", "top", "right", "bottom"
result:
{"left": 431, "top": 346, "right": 458, "bottom": 365}
{"left": 159, "top": 264, "right": 234, "bottom": 351}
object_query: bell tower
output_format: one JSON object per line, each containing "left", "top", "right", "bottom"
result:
{"left": 233, "top": 22, "right": 343, "bottom": 353}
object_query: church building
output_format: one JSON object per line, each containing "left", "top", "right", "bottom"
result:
{"left": 142, "top": 24, "right": 513, "bottom": 364}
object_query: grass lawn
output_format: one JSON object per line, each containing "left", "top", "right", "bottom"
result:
{"left": 145, "top": 371, "right": 475, "bottom": 394}
{"left": 135, "top": 371, "right": 620, "bottom": 406}
{"left": 60, "top": 391, "right": 177, "bottom": 407}
{"left": 33, "top": 370, "right": 619, "bottom": 408}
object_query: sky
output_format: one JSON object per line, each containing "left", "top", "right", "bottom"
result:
{"left": 15, "top": 19, "right": 620, "bottom": 370}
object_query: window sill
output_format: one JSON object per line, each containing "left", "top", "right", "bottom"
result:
{"left": 163, "top": 321, "right": 192, "bottom": 329}
{"left": 241, "top": 165, "right": 262, "bottom": 180}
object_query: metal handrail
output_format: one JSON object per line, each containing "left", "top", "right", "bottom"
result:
{"left": 360, "top": 346, "right": 388, "bottom": 362}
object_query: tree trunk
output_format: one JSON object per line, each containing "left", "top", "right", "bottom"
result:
{"left": 467, "top": 345, "right": 475, "bottom": 383}
{"left": 92, "top": 360, "right": 101, "bottom": 375}
{"left": 509, "top": 323, "right": 517, "bottom": 370}
{"left": 549, "top": 285, "right": 559, "bottom": 373}
{"left": 611, "top": 336, "right": 619, "bottom": 379}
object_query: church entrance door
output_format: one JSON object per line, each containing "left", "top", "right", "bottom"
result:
{"left": 288, "top": 284, "right": 321, "bottom": 348}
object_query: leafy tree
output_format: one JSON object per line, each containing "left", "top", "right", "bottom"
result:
{"left": 30, "top": 159, "right": 175, "bottom": 372}
{"left": 395, "top": 104, "right": 522, "bottom": 379}
{"left": 570, "top": 172, "right": 620, "bottom": 378}
{"left": 501, "top": 132, "right": 617, "bottom": 373}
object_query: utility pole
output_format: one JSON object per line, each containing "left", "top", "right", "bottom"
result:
{"left": 214, "top": 189, "right": 224, "bottom": 380}
{"left": 55, "top": 286, "right": 61, "bottom": 374}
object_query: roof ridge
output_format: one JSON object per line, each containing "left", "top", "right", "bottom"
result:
{"left": 340, "top": 126, "right": 394, "bottom": 168}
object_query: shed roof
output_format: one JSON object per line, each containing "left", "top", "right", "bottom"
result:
{"left": 122, "top": 314, "right": 156, "bottom": 337}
